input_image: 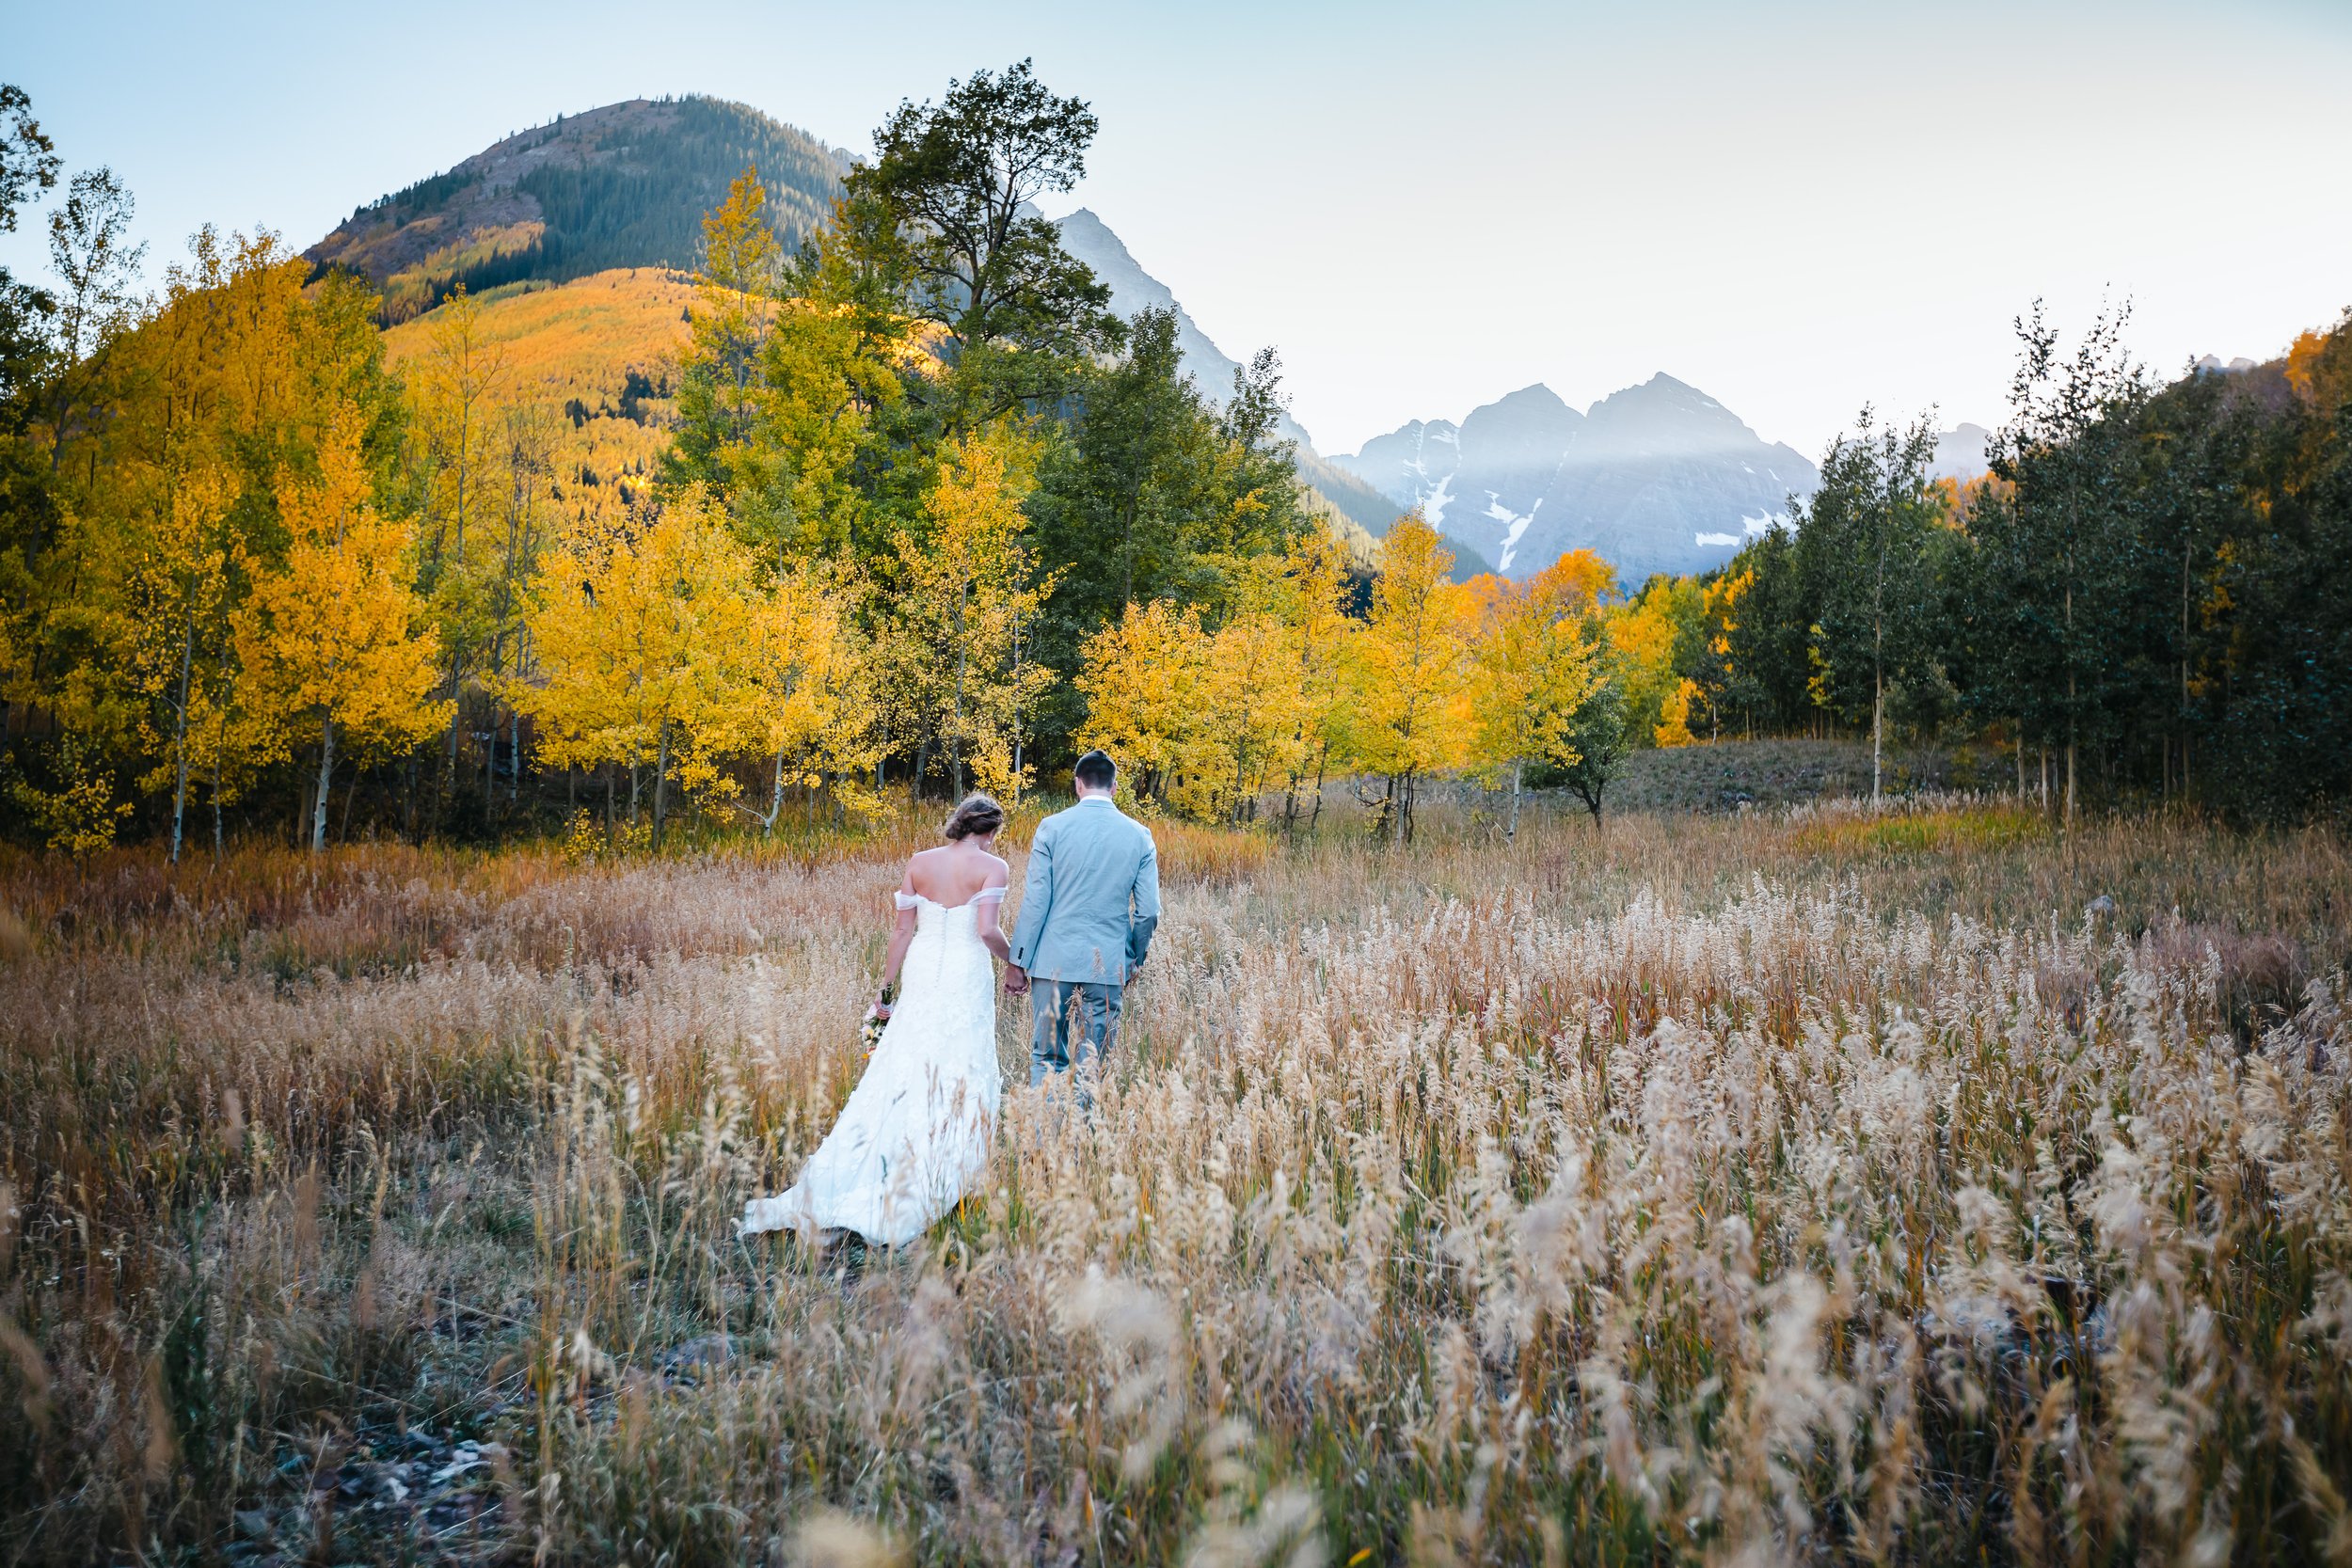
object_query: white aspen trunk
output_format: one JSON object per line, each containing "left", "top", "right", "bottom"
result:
{"left": 310, "top": 715, "right": 335, "bottom": 853}
{"left": 652, "top": 721, "right": 670, "bottom": 849}
{"left": 167, "top": 624, "right": 193, "bottom": 865}
{"left": 764, "top": 747, "right": 787, "bottom": 835}
{"left": 212, "top": 697, "right": 228, "bottom": 863}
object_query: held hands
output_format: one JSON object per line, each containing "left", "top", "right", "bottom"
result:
{"left": 1003, "top": 964, "right": 1030, "bottom": 996}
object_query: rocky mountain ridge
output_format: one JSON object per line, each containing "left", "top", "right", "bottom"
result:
{"left": 306, "top": 97, "right": 846, "bottom": 320}
{"left": 1049, "top": 208, "right": 1422, "bottom": 554}
{"left": 1337, "top": 378, "right": 1820, "bottom": 584}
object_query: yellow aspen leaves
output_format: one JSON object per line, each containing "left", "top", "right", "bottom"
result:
{"left": 1467, "top": 556, "right": 1602, "bottom": 827}
{"left": 512, "top": 484, "right": 753, "bottom": 844}
{"left": 1607, "top": 577, "right": 1696, "bottom": 749}
{"left": 725, "top": 562, "right": 882, "bottom": 829}
{"left": 1349, "top": 515, "right": 1473, "bottom": 840}
{"left": 1074, "top": 531, "right": 1362, "bottom": 824}
{"left": 516, "top": 480, "right": 880, "bottom": 843}
{"left": 1075, "top": 597, "right": 1212, "bottom": 806}
{"left": 873, "top": 426, "right": 1057, "bottom": 801}
{"left": 237, "top": 407, "right": 449, "bottom": 849}
{"left": 1655, "top": 678, "right": 1699, "bottom": 748}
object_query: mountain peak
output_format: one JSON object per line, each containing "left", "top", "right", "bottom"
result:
{"left": 1335, "top": 372, "right": 1817, "bottom": 580}
{"left": 306, "top": 95, "right": 846, "bottom": 320}
{"left": 1493, "top": 383, "right": 1575, "bottom": 413}
{"left": 1457, "top": 384, "right": 1583, "bottom": 475}
{"left": 1052, "top": 207, "right": 1327, "bottom": 454}
{"left": 1581, "top": 372, "right": 1763, "bottom": 455}
{"left": 1052, "top": 209, "right": 1231, "bottom": 388}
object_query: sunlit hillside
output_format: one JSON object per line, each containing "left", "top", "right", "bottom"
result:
{"left": 310, "top": 96, "right": 846, "bottom": 322}
{"left": 381, "top": 265, "right": 1406, "bottom": 567}
{"left": 382, "top": 268, "right": 691, "bottom": 533}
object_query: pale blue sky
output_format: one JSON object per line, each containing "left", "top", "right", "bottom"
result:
{"left": 5, "top": 0, "right": 2347, "bottom": 458}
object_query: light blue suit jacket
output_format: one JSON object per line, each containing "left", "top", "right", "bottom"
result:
{"left": 1007, "top": 798, "right": 1160, "bottom": 985}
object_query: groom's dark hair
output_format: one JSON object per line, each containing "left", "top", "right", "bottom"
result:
{"left": 1073, "top": 750, "right": 1117, "bottom": 791}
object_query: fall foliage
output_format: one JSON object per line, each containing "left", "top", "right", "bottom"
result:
{"left": 238, "top": 406, "right": 448, "bottom": 850}
{"left": 7, "top": 72, "right": 2352, "bottom": 857}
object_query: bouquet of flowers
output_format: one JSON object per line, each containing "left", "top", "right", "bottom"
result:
{"left": 861, "top": 993, "right": 891, "bottom": 1055}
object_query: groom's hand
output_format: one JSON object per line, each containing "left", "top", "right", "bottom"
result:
{"left": 1004, "top": 964, "right": 1029, "bottom": 995}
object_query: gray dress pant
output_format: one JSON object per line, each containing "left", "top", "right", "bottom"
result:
{"left": 1029, "top": 979, "right": 1123, "bottom": 1087}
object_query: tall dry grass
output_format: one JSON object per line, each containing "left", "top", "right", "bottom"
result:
{"left": 1, "top": 800, "right": 2348, "bottom": 1564}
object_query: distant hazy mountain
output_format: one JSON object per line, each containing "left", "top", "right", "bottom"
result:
{"left": 1931, "top": 422, "right": 1991, "bottom": 483}
{"left": 1052, "top": 208, "right": 1433, "bottom": 559}
{"left": 306, "top": 98, "right": 848, "bottom": 320}
{"left": 1336, "top": 377, "right": 1818, "bottom": 584}
{"left": 1054, "top": 209, "right": 1249, "bottom": 408}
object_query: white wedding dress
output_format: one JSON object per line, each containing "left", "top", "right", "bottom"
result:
{"left": 741, "top": 889, "right": 1003, "bottom": 1246}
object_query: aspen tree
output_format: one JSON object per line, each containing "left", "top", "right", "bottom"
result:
{"left": 413, "top": 283, "right": 510, "bottom": 795}
{"left": 1605, "top": 578, "right": 1695, "bottom": 747}
{"left": 875, "top": 427, "right": 1056, "bottom": 800}
{"left": 1349, "top": 515, "right": 1471, "bottom": 844}
{"left": 1467, "top": 553, "right": 1602, "bottom": 841}
{"left": 1075, "top": 597, "right": 1210, "bottom": 808}
{"left": 238, "top": 408, "right": 447, "bottom": 851}
{"left": 1273, "top": 530, "right": 1358, "bottom": 836}
{"left": 512, "top": 484, "right": 753, "bottom": 849}
{"left": 1195, "top": 607, "right": 1299, "bottom": 823}
{"left": 701, "top": 564, "right": 881, "bottom": 832}
{"left": 119, "top": 456, "right": 234, "bottom": 863}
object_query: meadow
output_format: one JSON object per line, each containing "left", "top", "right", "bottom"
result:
{"left": 3, "top": 774, "right": 2349, "bottom": 1566}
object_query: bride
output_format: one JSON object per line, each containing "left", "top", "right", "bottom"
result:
{"left": 741, "top": 794, "right": 1010, "bottom": 1248}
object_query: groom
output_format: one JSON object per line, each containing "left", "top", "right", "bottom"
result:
{"left": 1005, "top": 750, "right": 1160, "bottom": 1090}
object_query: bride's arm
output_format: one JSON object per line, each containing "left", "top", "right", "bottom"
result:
{"left": 877, "top": 879, "right": 920, "bottom": 1013}
{"left": 976, "top": 878, "right": 1012, "bottom": 963}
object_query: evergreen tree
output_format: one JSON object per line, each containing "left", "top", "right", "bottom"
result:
{"left": 1972, "top": 304, "right": 2148, "bottom": 822}
{"left": 829, "top": 60, "right": 1120, "bottom": 430}
{"left": 1793, "top": 408, "right": 1945, "bottom": 802}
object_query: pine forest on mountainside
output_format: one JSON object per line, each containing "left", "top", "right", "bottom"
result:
{"left": 308, "top": 96, "right": 848, "bottom": 322}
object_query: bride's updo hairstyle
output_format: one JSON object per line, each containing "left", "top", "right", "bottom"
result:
{"left": 942, "top": 793, "right": 1005, "bottom": 842}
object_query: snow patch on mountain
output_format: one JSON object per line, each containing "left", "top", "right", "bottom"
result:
{"left": 1422, "top": 471, "right": 1454, "bottom": 531}
{"left": 1338, "top": 375, "right": 1820, "bottom": 582}
{"left": 1486, "top": 496, "right": 1541, "bottom": 571}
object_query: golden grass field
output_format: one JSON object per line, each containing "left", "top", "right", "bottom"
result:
{"left": 3, "top": 786, "right": 2349, "bottom": 1565}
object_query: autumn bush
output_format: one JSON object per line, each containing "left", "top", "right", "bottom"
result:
{"left": 2, "top": 799, "right": 2349, "bottom": 1564}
